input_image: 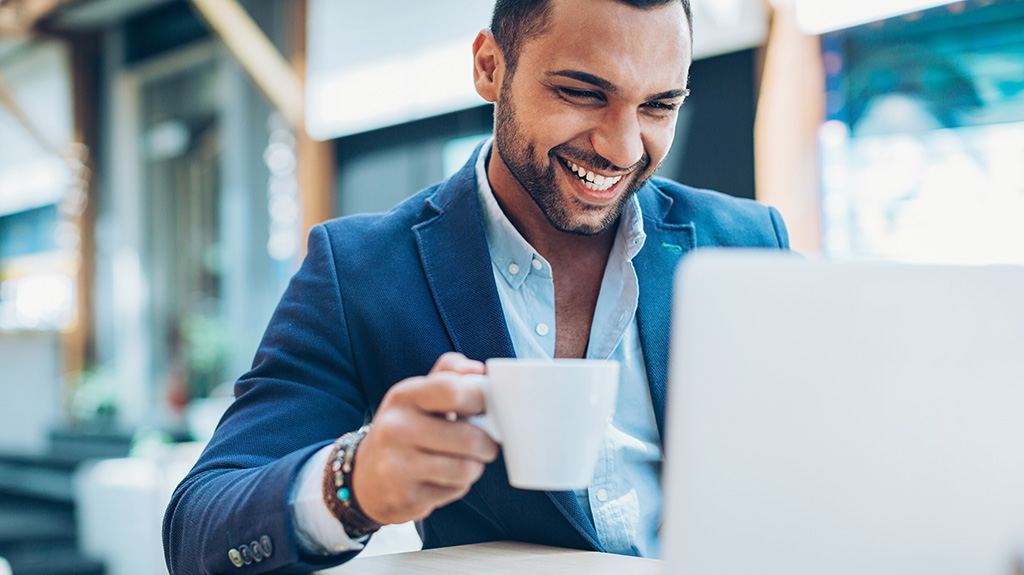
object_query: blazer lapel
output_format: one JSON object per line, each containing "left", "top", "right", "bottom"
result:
{"left": 544, "top": 492, "right": 602, "bottom": 551}
{"left": 412, "top": 148, "right": 602, "bottom": 549}
{"left": 635, "top": 185, "right": 695, "bottom": 438}
{"left": 412, "top": 153, "right": 515, "bottom": 363}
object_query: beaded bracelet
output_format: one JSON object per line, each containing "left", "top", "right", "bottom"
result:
{"left": 322, "top": 425, "right": 381, "bottom": 539}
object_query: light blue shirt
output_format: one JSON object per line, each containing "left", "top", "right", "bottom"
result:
{"left": 475, "top": 140, "right": 663, "bottom": 558}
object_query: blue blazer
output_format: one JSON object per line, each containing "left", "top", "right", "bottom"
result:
{"left": 163, "top": 147, "right": 789, "bottom": 574}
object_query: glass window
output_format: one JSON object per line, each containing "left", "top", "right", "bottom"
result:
{"left": 819, "top": 1, "right": 1024, "bottom": 264}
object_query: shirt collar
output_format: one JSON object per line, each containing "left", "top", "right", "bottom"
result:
{"left": 619, "top": 188, "right": 646, "bottom": 261}
{"left": 475, "top": 138, "right": 645, "bottom": 289}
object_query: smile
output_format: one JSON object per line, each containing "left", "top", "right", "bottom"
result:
{"left": 563, "top": 159, "right": 623, "bottom": 193}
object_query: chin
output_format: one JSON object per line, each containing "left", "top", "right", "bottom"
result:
{"left": 547, "top": 198, "right": 623, "bottom": 237}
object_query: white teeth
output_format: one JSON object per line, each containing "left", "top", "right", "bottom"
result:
{"left": 564, "top": 159, "right": 621, "bottom": 192}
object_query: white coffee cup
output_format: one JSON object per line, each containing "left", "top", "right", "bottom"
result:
{"left": 470, "top": 358, "right": 620, "bottom": 490}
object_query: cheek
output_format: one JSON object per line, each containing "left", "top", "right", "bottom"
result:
{"left": 643, "top": 121, "right": 677, "bottom": 165}
{"left": 544, "top": 111, "right": 595, "bottom": 148}
{"left": 526, "top": 94, "right": 599, "bottom": 146}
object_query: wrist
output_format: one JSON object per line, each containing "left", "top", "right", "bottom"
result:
{"left": 321, "top": 425, "right": 382, "bottom": 539}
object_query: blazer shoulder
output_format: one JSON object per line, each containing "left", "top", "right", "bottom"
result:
{"left": 645, "top": 177, "right": 762, "bottom": 220}
{"left": 645, "top": 177, "right": 789, "bottom": 248}
{"left": 315, "top": 184, "right": 442, "bottom": 257}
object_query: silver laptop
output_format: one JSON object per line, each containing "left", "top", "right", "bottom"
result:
{"left": 663, "top": 250, "right": 1024, "bottom": 575}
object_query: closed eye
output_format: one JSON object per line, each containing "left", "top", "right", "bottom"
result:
{"left": 644, "top": 101, "right": 679, "bottom": 111}
{"left": 642, "top": 100, "right": 682, "bottom": 117}
{"left": 558, "top": 87, "right": 605, "bottom": 103}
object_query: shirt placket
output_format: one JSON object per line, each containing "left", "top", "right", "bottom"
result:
{"left": 521, "top": 256, "right": 556, "bottom": 358}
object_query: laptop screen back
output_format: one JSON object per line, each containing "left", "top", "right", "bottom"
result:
{"left": 663, "top": 251, "right": 1024, "bottom": 575}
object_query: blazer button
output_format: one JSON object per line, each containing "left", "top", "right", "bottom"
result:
{"left": 250, "top": 541, "right": 264, "bottom": 562}
{"left": 228, "top": 549, "right": 243, "bottom": 568}
{"left": 239, "top": 544, "right": 253, "bottom": 565}
{"left": 259, "top": 535, "right": 273, "bottom": 557}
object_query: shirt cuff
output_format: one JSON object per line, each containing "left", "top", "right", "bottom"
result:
{"left": 290, "top": 444, "right": 367, "bottom": 555}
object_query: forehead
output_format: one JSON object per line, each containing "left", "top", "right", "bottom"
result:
{"left": 517, "top": 0, "right": 691, "bottom": 93}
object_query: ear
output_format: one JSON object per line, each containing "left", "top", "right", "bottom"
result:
{"left": 473, "top": 29, "right": 503, "bottom": 103}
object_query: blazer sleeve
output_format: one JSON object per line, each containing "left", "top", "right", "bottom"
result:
{"left": 163, "top": 224, "right": 370, "bottom": 574}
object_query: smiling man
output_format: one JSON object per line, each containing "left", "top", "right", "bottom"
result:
{"left": 163, "top": 0, "right": 789, "bottom": 573}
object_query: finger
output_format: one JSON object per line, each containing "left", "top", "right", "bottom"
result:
{"left": 400, "top": 372, "right": 487, "bottom": 417}
{"left": 429, "top": 352, "right": 486, "bottom": 376}
{"left": 406, "top": 450, "right": 487, "bottom": 489}
{"left": 369, "top": 400, "right": 497, "bottom": 463}
{"left": 407, "top": 414, "right": 499, "bottom": 463}
{"left": 410, "top": 483, "right": 474, "bottom": 520}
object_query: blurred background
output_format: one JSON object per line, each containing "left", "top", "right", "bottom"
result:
{"left": 0, "top": 0, "right": 1021, "bottom": 574}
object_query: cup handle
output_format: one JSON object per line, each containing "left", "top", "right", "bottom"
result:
{"left": 464, "top": 374, "right": 502, "bottom": 444}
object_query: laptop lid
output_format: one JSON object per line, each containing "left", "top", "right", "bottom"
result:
{"left": 663, "top": 251, "right": 1024, "bottom": 575}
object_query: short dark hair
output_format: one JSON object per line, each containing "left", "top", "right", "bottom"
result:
{"left": 490, "top": 0, "right": 693, "bottom": 75}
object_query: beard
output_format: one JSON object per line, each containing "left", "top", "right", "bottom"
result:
{"left": 493, "top": 86, "right": 655, "bottom": 237}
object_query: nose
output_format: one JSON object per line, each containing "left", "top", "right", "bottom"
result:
{"left": 590, "top": 105, "right": 645, "bottom": 170}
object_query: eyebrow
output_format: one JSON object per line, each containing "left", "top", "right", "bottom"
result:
{"left": 547, "top": 69, "right": 690, "bottom": 101}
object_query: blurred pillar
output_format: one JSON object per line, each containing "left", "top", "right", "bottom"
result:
{"left": 64, "top": 32, "right": 101, "bottom": 381}
{"left": 754, "top": 0, "right": 824, "bottom": 252}
{"left": 291, "top": 0, "right": 335, "bottom": 256}
{"left": 188, "top": 0, "right": 335, "bottom": 259}
{"left": 0, "top": 35, "right": 93, "bottom": 382}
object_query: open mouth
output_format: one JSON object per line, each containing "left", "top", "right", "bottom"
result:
{"left": 562, "top": 158, "right": 624, "bottom": 193}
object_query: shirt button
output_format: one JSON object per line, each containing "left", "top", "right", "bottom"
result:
{"left": 508, "top": 263, "right": 520, "bottom": 275}
{"left": 532, "top": 259, "right": 542, "bottom": 270}
{"left": 596, "top": 489, "right": 608, "bottom": 502}
{"left": 536, "top": 323, "right": 549, "bottom": 336}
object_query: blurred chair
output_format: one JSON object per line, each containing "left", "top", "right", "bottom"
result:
{"left": 74, "top": 443, "right": 205, "bottom": 575}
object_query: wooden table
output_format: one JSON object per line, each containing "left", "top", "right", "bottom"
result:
{"left": 319, "top": 541, "right": 664, "bottom": 574}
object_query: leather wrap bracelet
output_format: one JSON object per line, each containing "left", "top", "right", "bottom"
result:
{"left": 322, "top": 424, "right": 382, "bottom": 539}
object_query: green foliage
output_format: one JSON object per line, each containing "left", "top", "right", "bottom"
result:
{"left": 70, "top": 365, "right": 117, "bottom": 424}
{"left": 181, "top": 313, "right": 227, "bottom": 399}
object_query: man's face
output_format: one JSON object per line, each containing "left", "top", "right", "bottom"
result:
{"left": 492, "top": 0, "right": 691, "bottom": 236}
